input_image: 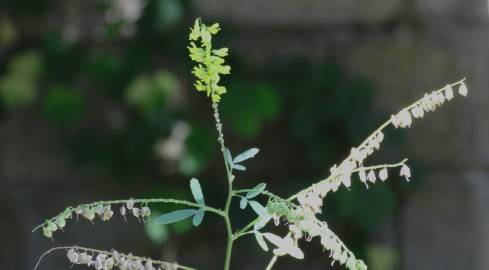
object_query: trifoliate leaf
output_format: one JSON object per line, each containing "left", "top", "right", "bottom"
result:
{"left": 263, "top": 233, "right": 304, "bottom": 259}
{"left": 156, "top": 209, "right": 197, "bottom": 225}
{"left": 225, "top": 148, "right": 233, "bottom": 168}
{"left": 249, "top": 200, "right": 266, "bottom": 216}
{"left": 254, "top": 231, "right": 269, "bottom": 251}
{"left": 233, "top": 148, "right": 260, "bottom": 163}
{"left": 239, "top": 197, "right": 248, "bottom": 209}
{"left": 192, "top": 208, "right": 205, "bottom": 227}
{"left": 190, "top": 178, "right": 205, "bottom": 205}
{"left": 232, "top": 164, "right": 246, "bottom": 171}
{"left": 246, "top": 183, "right": 267, "bottom": 199}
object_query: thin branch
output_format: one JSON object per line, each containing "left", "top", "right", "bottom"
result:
{"left": 34, "top": 245, "right": 197, "bottom": 270}
{"left": 289, "top": 78, "right": 466, "bottom": 201}
{"left": 33, "top": 198, "right": 224, "bottom": 233}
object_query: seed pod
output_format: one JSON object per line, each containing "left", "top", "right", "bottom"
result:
{"left": 132, "top": 208, "right": 140, "bottom": 218}
{"left": 67, "top": 248, "right": 79, "bottom": 264}
{"left": 42, "top": 226, "right": 52, "bottom": 238}
{"left": 141, "top": 207, "right": 151, "bottom": 217}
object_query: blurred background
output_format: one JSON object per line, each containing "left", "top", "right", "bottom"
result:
{"left": 0, "top": 0, "right": 487, "bottom": 269}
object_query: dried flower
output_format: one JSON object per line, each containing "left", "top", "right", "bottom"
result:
{"left": 102, "top": 205, "right": 114, "bottom": 221}
{"left": 141, "top": 207, "right": 151, "bottom": 218}
{"left": 132, "top": 208, "right": 141, "bottom": 219}
{"left": 411, "top": 106, "right": 424, "bottom": 119}
{"left": 367, "top": 170, "right": 376, "bottom": 183}
{"left": 445, "top": 84, "right": 454, "bottom": 100}
{"left": 379, "top": 168, "right": 388, "bottom": 181}
{"left": 458, "top": 83, "right": 468, "bottom": 96}
{"left": 400, "top": 164, "right": 411, "bottom": 181}
{"left": 126, "top": 199, "right": 135, "bottom": 210}
{"left": 67, "top": 248, "right": 79, "bottom": 264}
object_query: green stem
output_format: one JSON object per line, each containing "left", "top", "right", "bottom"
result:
{"left": 265, "top": 255, "right": 278, "bottom": 270}
{"left": 212, "top": 102, "right": 235, "bottom": 270}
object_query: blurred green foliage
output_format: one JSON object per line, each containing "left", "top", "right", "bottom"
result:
{"left": 0, "top": 51, "right": 42, "bottom": 109}
{"left": 43, "top": 85, "right": 84, "bottom": 126}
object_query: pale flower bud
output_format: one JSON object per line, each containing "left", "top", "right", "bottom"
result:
{"left": 400, "top": 164, "right": 411, "bottom": 181}
{"left": 379, "top": 168, "right": 388, "bottom": 181}
{"left": 445, "top": 85, "right": 454, "bottom": 100}
{"left": 458, "top": 83, "right": 468, "bottom": 97}
{"left": 367, "top": 170, "right": 376, "bottom": 183}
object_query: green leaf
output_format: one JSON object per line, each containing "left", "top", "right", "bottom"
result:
{"left": 190, "top": 178, "right": 205, "bottom": 205}
{"left": 156, "top": 209, "right": 197, "bottom": 225}
{"left": 239, "top": 197, "right": 248, "bottom": 209}
{"left": 192, "top": 208, "right": 205, "bottom": 227}
{"left": 225, "top": 148, "right": 233, "bottom": 168}
{"left": 263, "top": 233, "right": 304, "bottom": 259}
{"left": 232, "top": 164, "right": 246, "bottom": 171}
{"left": 254, "top": 231, "right": 269, "bottom": 251}
{"left": 233, "top": 148, "right": 260, "bottom": 163}
{"left": 249, "top": 200, "right": 266, "bottom": 216}
{"left": 246, "top": 183, "right": 267, "bottom": 199}
{"left": 254, "top": 212, "right": 272, "bottom": 230}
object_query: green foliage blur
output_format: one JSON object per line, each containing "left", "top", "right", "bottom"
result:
{"left": 0, "top": 0, "right": 409, "bottom": 266}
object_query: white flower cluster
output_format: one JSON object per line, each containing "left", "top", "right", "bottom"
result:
{"left": 66, "top": 248, "right": 178, "bottom": 270}
{"left": 295, "top": 137, "right": 386, "bottom": 216}
{"left": 296, "top": 161, "right": 409, "bottom": 216}
{"left": 42, "top": 200, "right": 151, "bottom": 238}
{"left": 391, "top": 82, "right": 468, "bottom": 129}
{"left": 287, "top": 214, "right": 367, "bottom": 270}
{"left": 293, "top": 81, "right": 468, "bottom": 216}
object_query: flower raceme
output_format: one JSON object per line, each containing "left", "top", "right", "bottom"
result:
{"left": 188, "top": 18, "right": 230, "bottom": 103}
{"left": 32, "top": 17, "right": 469, "bottom": 270}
